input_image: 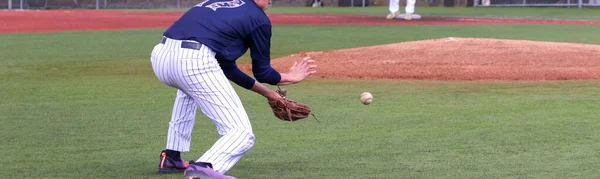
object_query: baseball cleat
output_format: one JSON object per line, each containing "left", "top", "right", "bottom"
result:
{"left": 404, "top": 13, "right": 413, "bottom": 20}
{"left": 385, "top": 11, "right": 400, "bottom": 19}
{"left": 158, "top": 150, "right": 191, "bottom": 173}
{"left": 184, "top": 162, "right": 237, "bottom": 179}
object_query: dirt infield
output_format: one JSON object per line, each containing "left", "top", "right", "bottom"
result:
{"left": 2, "top": 10, "right": 599, "bottom": 80}
{"left": 254, "top": 37, "right": 600, "bottom": 81}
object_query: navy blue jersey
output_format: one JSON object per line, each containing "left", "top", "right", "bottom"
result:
{"left": 163, "top": 0, "right": 280, "bottom": 89}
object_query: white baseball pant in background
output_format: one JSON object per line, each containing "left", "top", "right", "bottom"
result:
{"left": 389, "top": 0, "right": 416, "bottom": 14}
{"left": 150, "top": 37, "right": 255, "bottom": 174}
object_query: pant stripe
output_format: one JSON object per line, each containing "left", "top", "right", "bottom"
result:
{"left": 199, "top": 69, "right": 242, "bottom": 131}
{"left": 210, "top": 131, "right": 251, "bottom": 164}
{"left": 184, "top": 59, "right": 230, "bottom": 133}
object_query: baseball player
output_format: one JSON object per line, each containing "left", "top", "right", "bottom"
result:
{"left": 386, "top": 0, "right": 416, "bottom": 20}
{"left": 150, "top": 0, "right": 317, "bottom": 178}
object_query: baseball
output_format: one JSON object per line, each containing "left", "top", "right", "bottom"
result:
{"left": 360, "top": 92, "right": 373, "bottom": 105}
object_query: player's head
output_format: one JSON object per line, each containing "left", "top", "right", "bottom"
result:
{"left": 254, "top": 0, "right": 272, "bottom": 11}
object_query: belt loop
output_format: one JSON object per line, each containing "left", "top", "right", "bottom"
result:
{"left": 160, "top": 36, "right": 202, "bottom": 50}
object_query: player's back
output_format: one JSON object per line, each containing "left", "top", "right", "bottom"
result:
{"left": 163, "top": 0, "right": 271, "bottom": 61}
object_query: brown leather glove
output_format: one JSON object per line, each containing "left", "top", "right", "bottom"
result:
{"left": 268, "top": 88, "right": 318, "bottom": 123}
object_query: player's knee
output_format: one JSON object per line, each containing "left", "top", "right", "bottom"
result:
{"left": 227, "top": 129, "right": 256, "bottom": 148}
{"left": 234, "top": 129, "right": 256, "bottom": 150}
{"left": 245, "top": 130, "right": 256, "bottom": 146}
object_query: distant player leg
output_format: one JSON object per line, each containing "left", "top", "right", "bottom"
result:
{"left": 386, "top": 0, "right": 400, "bottom": 19}
{"left": 404, "top": 0, "right": 416, "bottom": 20}
{"left": 482, "top": 0, "right": 491, "bottom": 6}
{"left": 405, "top": 0, "right": 416, "bottom": 14}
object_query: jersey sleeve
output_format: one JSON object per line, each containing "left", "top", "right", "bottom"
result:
{"left": 218, "top": 60, "right": 256, "bottom": 89}
{"left": 246, "top": 24, "right": 281, "bottom": 85}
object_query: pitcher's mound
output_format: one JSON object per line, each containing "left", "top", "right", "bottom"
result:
{"left": 255, "top": 37, "right": 600, "bottom": 81}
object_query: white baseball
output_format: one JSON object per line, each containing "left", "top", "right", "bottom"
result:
{"left": 360, "top": 92, "right": 373, "bottom": 105}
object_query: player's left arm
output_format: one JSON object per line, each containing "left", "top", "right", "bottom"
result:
{"left": 247, "top": 24, "right": 316, "bottom": 86}
{"left": 218, "top": 60, "right": 282, "bottom": 101}
{"left": 246, "top": 24, "right": 281, "bottom": 85}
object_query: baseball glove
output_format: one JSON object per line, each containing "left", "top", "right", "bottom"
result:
{"left": 268, "top": 87, "right": 318, "bottom": 123}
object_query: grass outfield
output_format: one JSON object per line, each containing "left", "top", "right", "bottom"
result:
{"left": 3, "top": 25, "right": 600, "bottom": 64}
{"left": 2, "top": 12, "right": 600, "bottom": 179}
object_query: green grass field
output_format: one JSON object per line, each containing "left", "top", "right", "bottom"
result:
{"left": 145, "top": 6, "right": 600, "bottom": 20}
{"left": 2, "top": 7, "right": 600, "bottom": 179}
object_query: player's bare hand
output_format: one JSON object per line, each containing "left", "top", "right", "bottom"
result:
{"left": 288, "top": 57, "right": 317, "bottom": 82}
{"left": 278, "top": 57, "right": 317, "bottom": 85}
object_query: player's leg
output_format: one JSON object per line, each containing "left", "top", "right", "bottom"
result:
{"left": 482, "top": 0, "right": 490, "bottom": 6}
{"left": 151, "top": 42, "right": 196, "bottom": 173}
{"left": 404, "top": 0, "right": 416, "bottom": 20}
{"left": 181, "top": 58, "right": 254, "bottom": 174}
{"left": 386, "top": 0, "right": 400, "bottom": 19}
{"left": 405, "top": 0, "right": 416, "bottom": 14}
{"left": 157, "top": 90, "right": 198, "bottom": 173}
{"left": 166, "top": 41, "right": 254, "bottom": 175}
{"left": 165, "top": 90, "right": 199, "bottom": 152}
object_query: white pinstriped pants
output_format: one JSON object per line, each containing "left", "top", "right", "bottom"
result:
{"left": 150, "top": 37, "right": 255, "bottom": 174}
{"left": 389, "top": 0, "right": 416, "bottom": 14}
